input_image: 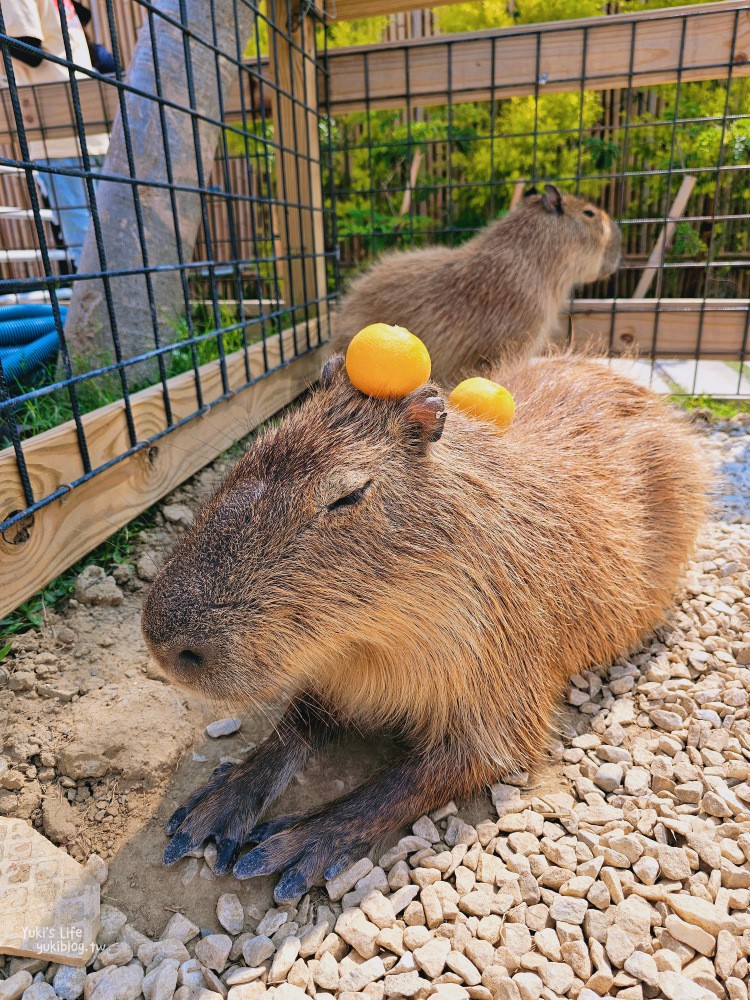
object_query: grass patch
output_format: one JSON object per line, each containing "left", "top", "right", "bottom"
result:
{"left": 670, "top": 393, "right": 750, "bottom": 420}
{"left": 3, "top": 303, "right": 271, "bottom": 444}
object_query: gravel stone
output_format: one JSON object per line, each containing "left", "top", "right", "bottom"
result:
{"left": 216, "top": 895, "right": 244, "bottom": 936}
{"left": 205, "top": 720, "right": 241, "bottom": 739}
{"left": 413, "top": 938, "right": 451, "bottom": 979}
{"left": 337, "top": 958, "right": 386, "bottom": 993}
{"left": 194, "top": 937, "right": 232, "bottom": 974}
{"left": 0, "top": 975, "right": 33, "bottom": 1000}
{"left": 162, "top": 915, "right": 200, "bottom": 945}
{"left": 335, "top": 909, "right": 380, "bottom": 959}
{"left": 664, "top": 915, "right": 716, "bottom": 956}
{"left": 383, "top": 973, "right": 427, "bottom": 997}
{"left": 549, "top": 896, "right": 588, "bottom": 924}
{"left": 53, "top": 968, "right": 87, "bottom": 1000}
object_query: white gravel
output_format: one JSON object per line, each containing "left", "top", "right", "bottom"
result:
{"left": 3, "top": 414, "right": 750, "bottom": 1000}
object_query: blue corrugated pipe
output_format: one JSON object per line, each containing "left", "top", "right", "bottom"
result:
{"left": 0, "top": 304, "right": 65, "bottom": 384}
{"left": 0, "top": 331, "right": 62, "bottom": 384}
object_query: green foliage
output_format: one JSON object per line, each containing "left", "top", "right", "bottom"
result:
{"left": 513, "top": 0, "right": 602, "bottom": 24}
{"left": 436, "top": 2, "right": 512, "bottom": 34}
{"left": 325, "top": 16, "right": 390, "bottom": 48}
{"left": 670, "top": 393, "right": 750, "bottom": 421}
{"left": 669, "top": 221, "right": 706, "bottom": 259}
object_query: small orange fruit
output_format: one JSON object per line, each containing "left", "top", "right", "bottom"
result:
{"left": 449, "top": 377, "right": 515, "bottom": 432}
{"left": 345, "top": 323, "right": 431, "bottom": 399}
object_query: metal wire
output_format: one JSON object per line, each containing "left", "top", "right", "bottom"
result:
{"left": 328, "top": 3, "right": 750, "bottom": 401}
{"left": 0, "top": 0, "right": 334, "bottom": 536}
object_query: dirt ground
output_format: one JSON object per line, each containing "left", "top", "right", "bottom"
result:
{"left": 1, "top": 406, "right": 747, "bottom": 945}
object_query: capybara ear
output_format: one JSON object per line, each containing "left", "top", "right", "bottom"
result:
{"left": 523, "top": 185, "right": 538, "bottom": 198}
{"left": 541, "top": 183, "right": 564, "bottom": 216}
{"left": 401, "top": 386, "right": 447, "bottom": 452}
{"left": 320, "top": 354, "right": 346, "bottom": 388}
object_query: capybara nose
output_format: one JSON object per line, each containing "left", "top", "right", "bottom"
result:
{"left": 177, "top": 647, "right": 205, "bottom": 671}
{"left": 146, "top": 641, "right": 212, "bottom": 679}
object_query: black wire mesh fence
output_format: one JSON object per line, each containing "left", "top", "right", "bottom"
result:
{"left": 326, "top": 1, "right": 750, "bottom": 397}
{"left": 0, "top": 0, "right": 335, "bottom": 597}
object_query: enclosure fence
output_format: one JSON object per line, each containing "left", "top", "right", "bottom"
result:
{"left": 0, "top": 0, "right": 335, "bottom": 617}
{"left": 1, "top": 0, "right": 750, "bottom": 619}
{"left": 327, "top": 0, "right": 750, "bottom": 390}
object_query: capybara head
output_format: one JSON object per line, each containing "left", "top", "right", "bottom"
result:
{"left": 141, "top": 356, "right": 448, "bottom": 708}
{"left": 514, "top": 183, "right": 621, "bottom": 284}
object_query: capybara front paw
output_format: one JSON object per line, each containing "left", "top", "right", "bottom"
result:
{"left": 233, "top": 813, "right": 368, "bottom": 902}
{"left": 163, "top": 761, "right": 266, "bottom": 875}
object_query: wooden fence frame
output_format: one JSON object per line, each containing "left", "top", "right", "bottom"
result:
{"left": 1, "top": 0, "right": 331, "bottom": 618}
{"left": 0, "top": 326, "right": 325, "bottom": 617}
{"left": 2, "top": 0, "right": 750, "bottom": 616}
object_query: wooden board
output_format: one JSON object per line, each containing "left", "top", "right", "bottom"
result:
{"left": 562, "top": 298, "right": 750, "bottom": 359}
{"left": 0, "top": 324, "right": 324, "bottom": 618}
{"left": 325, "top": 1, "right": 750, "bottom": 112}
{"left": 2, "top": 0, "right": 747, "bottom": 149}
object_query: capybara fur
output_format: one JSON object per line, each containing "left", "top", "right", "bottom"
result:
{"left": 142, "top": 354, "right": 707, "bottom": 901}
{"left": 332, "top": 185, "right": 622, "bottom": 382}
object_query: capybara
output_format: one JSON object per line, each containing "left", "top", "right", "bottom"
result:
{"left": 142, "top": 354, "right": 707, "bottom": 901}
{"left": 332, "top": 185, "right": 622, "bottom": 382}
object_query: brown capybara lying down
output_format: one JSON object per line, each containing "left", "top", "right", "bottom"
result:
{"left": 332, "top": 185, "right": 622, "bottom": 383}
{"left": 141, "top": 354, "right": 707, "bottom": 901}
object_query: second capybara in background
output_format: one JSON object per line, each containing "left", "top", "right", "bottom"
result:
{"left": 332, "top": 184, "right": 621, "bottom": 383}
{"left": 142, "top": 352, "right": 706, "bottom": 902}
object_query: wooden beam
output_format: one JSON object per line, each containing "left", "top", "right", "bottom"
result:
{"left": 562, "top": 298, "right": 750, "bottom": 360}
{"left": 0, "top": 324, "right": 323, "bottom": 618}
{"left": 188, "top": 299, "right": 284, "bottom": 317}
{"left": 266, "top": 0, "right": 328, "bottom": 328}
{"left": 632, "top": 175, "right": 696, "bottom": 299}
{"left": 2, "top": 0, "right": 747, "bottom": 148}
{"left": 325, "top": 1, "right": 750, "bottom": 112}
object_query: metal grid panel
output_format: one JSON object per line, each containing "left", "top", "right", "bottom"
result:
{"left": 0, "top": 0, "right": 335, "bottom": 540}
{"left": 327, "top": 2, "right": 750, "bottom": 397}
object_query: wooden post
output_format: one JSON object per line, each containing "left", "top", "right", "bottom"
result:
{"left": 267, "top": 0, "right": 328, "bottom": 332}
{"left": 398, "top": 149, "right": 423, "bottom": 220}
{"left": 509, "top": 181, "right": 525, "bottom": 211}
{"left": 631, "top": 175, "right": 697, "bottom": 299}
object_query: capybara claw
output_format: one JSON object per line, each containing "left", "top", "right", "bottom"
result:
{"left": 163, "top": 830, "right": 194, "bottom": 866}
{"left": 274, "top": 867, "right": 313, "bottom": 903}
{"left": 165, "top": 806, "right": 188, "bottom": 837}
{"left": 233, "top": 844, "right": 276, "bottom": 880}
{"left": 214, "top": 838, "right": 240, "bottom": 876}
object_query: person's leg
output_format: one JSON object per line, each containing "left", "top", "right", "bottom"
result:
{"left": 35, "top": 157, "right": 96, "bottom": 268}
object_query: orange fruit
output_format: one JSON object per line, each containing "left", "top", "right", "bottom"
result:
{"left": 345, "top": 323, "right": 431, "bottom": 399}
{"left": 449, "top": 377, "right": 515, "bottom": 432}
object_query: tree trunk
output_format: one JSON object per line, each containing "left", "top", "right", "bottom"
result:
{"left": 64, "top": 0, "right": 255, "bottom": 381}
